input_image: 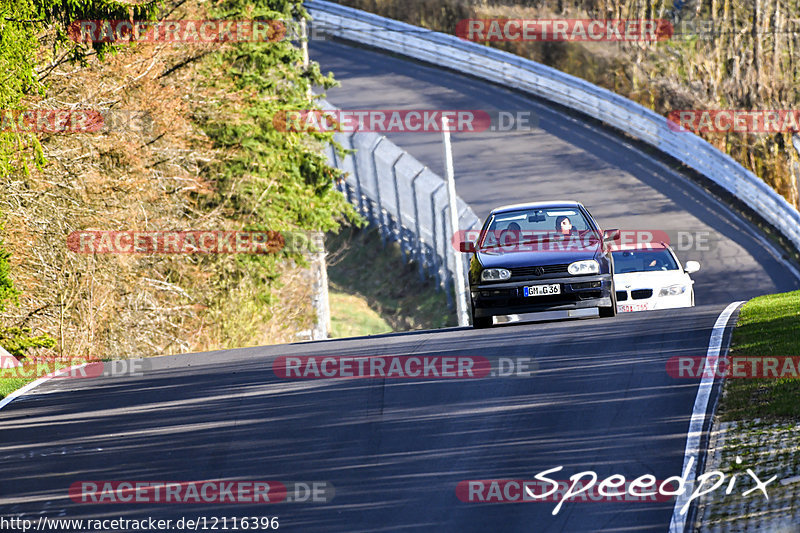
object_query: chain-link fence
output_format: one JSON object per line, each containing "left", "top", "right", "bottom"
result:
{"left": 321, "top": 102, "right": 480, "bottom": 308}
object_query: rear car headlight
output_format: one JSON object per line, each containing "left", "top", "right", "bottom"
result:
{"left": 481, "top": 268, "right": 511, "bottom": 281}
{"left": 568, "top": 260, "right": 599, "bottom": 275}
{"left": 659, "top": 284, "right": 687, "bottom": 296}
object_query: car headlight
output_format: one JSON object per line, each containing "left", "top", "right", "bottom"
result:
{"left": 659, "top": 284, "right": 687, "bottom": 296}
{"left": 568, "top": 260, "right": 599, "bottom": 275}
{"left": 481, "top": 268, "right": 511, "bottom": 281}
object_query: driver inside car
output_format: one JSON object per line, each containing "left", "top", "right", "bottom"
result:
{"left": 556, "top": 215, "right": 575, "bottom": 236}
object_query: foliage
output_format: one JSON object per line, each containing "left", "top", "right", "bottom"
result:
{"left": 0, "top": 219, "right": 54, "bottom": 359}
{"left": 0, "top": 0, "right": 361, "bottom": 361}
{"left": 0, "top": 0, "right": 155, "bottom": 358}
{"left": 194, "top": 0, "right": 359, "bottom": 311}
{"left": 0, "top": 0, "right": 158, "bottom": 177}
{"left": 0, "top": 326, "right": 56, "bottom": 359}
{"left": 202, "top": 0, "right": 357, "bottom": 232}
{"left": 0, "top": 221, "right": 19, "bottom": 311}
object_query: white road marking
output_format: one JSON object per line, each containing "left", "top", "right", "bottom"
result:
{"left": 668, "top": 301, "right": 744, "bottom": 533}
{"left": 0, "top": 364, "right": 88, "bottom": 412}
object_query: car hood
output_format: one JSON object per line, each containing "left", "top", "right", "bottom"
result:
{"left": 476, "top": 243, "right": 601, "bottom": 268}
{"left": 614, "top": 270, "right": 690, "bottom": 289}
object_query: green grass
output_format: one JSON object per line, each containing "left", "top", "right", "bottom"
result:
{"left": 329, "top": 290, "right": 392, "bottom": 338}
{"left": 719, "top": 290, "right": 800, "bottom": 421}
{"left": 0, "top": 360, "right": 77, "bottom": 399}
{"left": 0, "top": 374, "right": 35, "bottom": 399}
{"left": 326, "top": 225, "right": 456, "bottom": 333}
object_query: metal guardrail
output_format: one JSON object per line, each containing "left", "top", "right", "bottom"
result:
{"left": 320, "top": 101, "right": 480, "bottom": 307}
{"left": 307, "top": 0, "right": 800, "bottom": 256}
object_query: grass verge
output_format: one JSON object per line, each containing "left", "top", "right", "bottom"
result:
{"left": 326, "top": 225, "right": 456, "bottom": 334}
{"left": 719, "top": 290, "right": 800, "bottom": 421}
{"left": 0, "top": 360, "right": 78, "bottom": 399}
{"left": 329, "top": 290, "right": 392, "bottom": 338}
{"left": 0, "top": 375, "right": 34, "bottom": 399}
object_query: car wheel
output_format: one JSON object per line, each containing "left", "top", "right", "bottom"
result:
{"left": 471, "top": 302, "right": 492, "bottom": 329}
{"left": 473, "top": 315, "right": 493, "bottom": 329}
{"left": 599, "top": 282, "right": 617, "bottom": 318}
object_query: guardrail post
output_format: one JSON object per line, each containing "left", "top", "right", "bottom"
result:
{"left": 347, "top": 132, "right": 365, "bottom": 215}
{"left": 440, "top": 204, "right": 454, "bottom": 309}
{"left": 391, "top": 153, "right": 407, "bottom": 261}
{"left": 310, "top": 232, "right": 330, "bottom": 340}
{"left": 370, "top": 137, "right": 388, "bottom": 246}
{"left": 410, "top": 168, "right": 426, "bottom": 282}
{"left": 429, "top": 182, "right": 446, "bottom": 288}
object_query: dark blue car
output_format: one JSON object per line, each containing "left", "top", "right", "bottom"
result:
{"left": 459, "top": 201, "right": 619, "bottom": 328}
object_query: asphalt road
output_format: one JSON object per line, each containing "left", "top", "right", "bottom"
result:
{"left": 1, "top": 306, "right": 733, "bottom": 532}
{"left": 1, "top": 36, "right": 797, "bottom": 533}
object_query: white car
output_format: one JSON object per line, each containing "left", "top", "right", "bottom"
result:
{"left": 611, "top": 243, "right": 699, "bottom": 313}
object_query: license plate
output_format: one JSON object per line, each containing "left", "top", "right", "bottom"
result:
{"left": 524, "top": 284, "right": 561, "bottom": 297}
{"left": 618, "top": 303, "right": 649, "bottom": 313}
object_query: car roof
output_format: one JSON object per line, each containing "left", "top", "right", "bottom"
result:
{"left": 489, "top": 201, "right": 585, "bottom": 215}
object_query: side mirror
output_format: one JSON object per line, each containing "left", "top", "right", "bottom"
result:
{"left": 603, "top": 229, "right": 620, "bottom": 242}
{"left": 459, "top": 240, "right": 476, "bottom": 253}
{"left": 684, "top": 261, "right": 700, "bottom": 274}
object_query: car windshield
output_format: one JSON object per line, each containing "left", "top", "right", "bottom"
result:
{"left": 612, "top": 249, "right": 679, "bottom": 273}
{"left": 479, "top": 208, "right": 594, "bottom": 248}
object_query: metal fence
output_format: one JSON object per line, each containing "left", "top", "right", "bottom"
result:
{"left": 320, "top": 101, "right": 480, "bottom": 308}
{"left": 307, "top": 0, "right": 800, "bottom": 257}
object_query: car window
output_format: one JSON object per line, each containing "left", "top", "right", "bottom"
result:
{"left": 612, "top": 249, "right": 679, "bottom": 273}
{"left": 480, "top": 208, "right": 594, "bottom": 247}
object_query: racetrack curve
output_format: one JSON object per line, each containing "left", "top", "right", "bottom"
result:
{"left": 2, "top": 305, "right": 737, "bottom": 531}
{"left": 310, "top": 39, "right": 800, "bottom": 305}
{"left": 0, "top": 34, "right": 798, "bottom": 533}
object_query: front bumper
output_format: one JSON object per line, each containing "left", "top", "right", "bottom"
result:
{"left": 617, "top": 291, "right": 693, "bottom": 313}
{"left": 470, "top": 274, "right": 613, "bottom": 318}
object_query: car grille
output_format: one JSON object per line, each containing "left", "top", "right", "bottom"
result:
{"left": 631, "top": 289, "right": 654, "bottom": 300}
{"left": 510, "top": 264, "right": 569, "bottom": 278}
{"left": 616, "top": 291, "right": 628, "bottom": 301}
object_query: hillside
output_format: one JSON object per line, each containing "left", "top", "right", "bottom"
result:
{"left": 0, "top": 0, "right": 357, "bottom": 360}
